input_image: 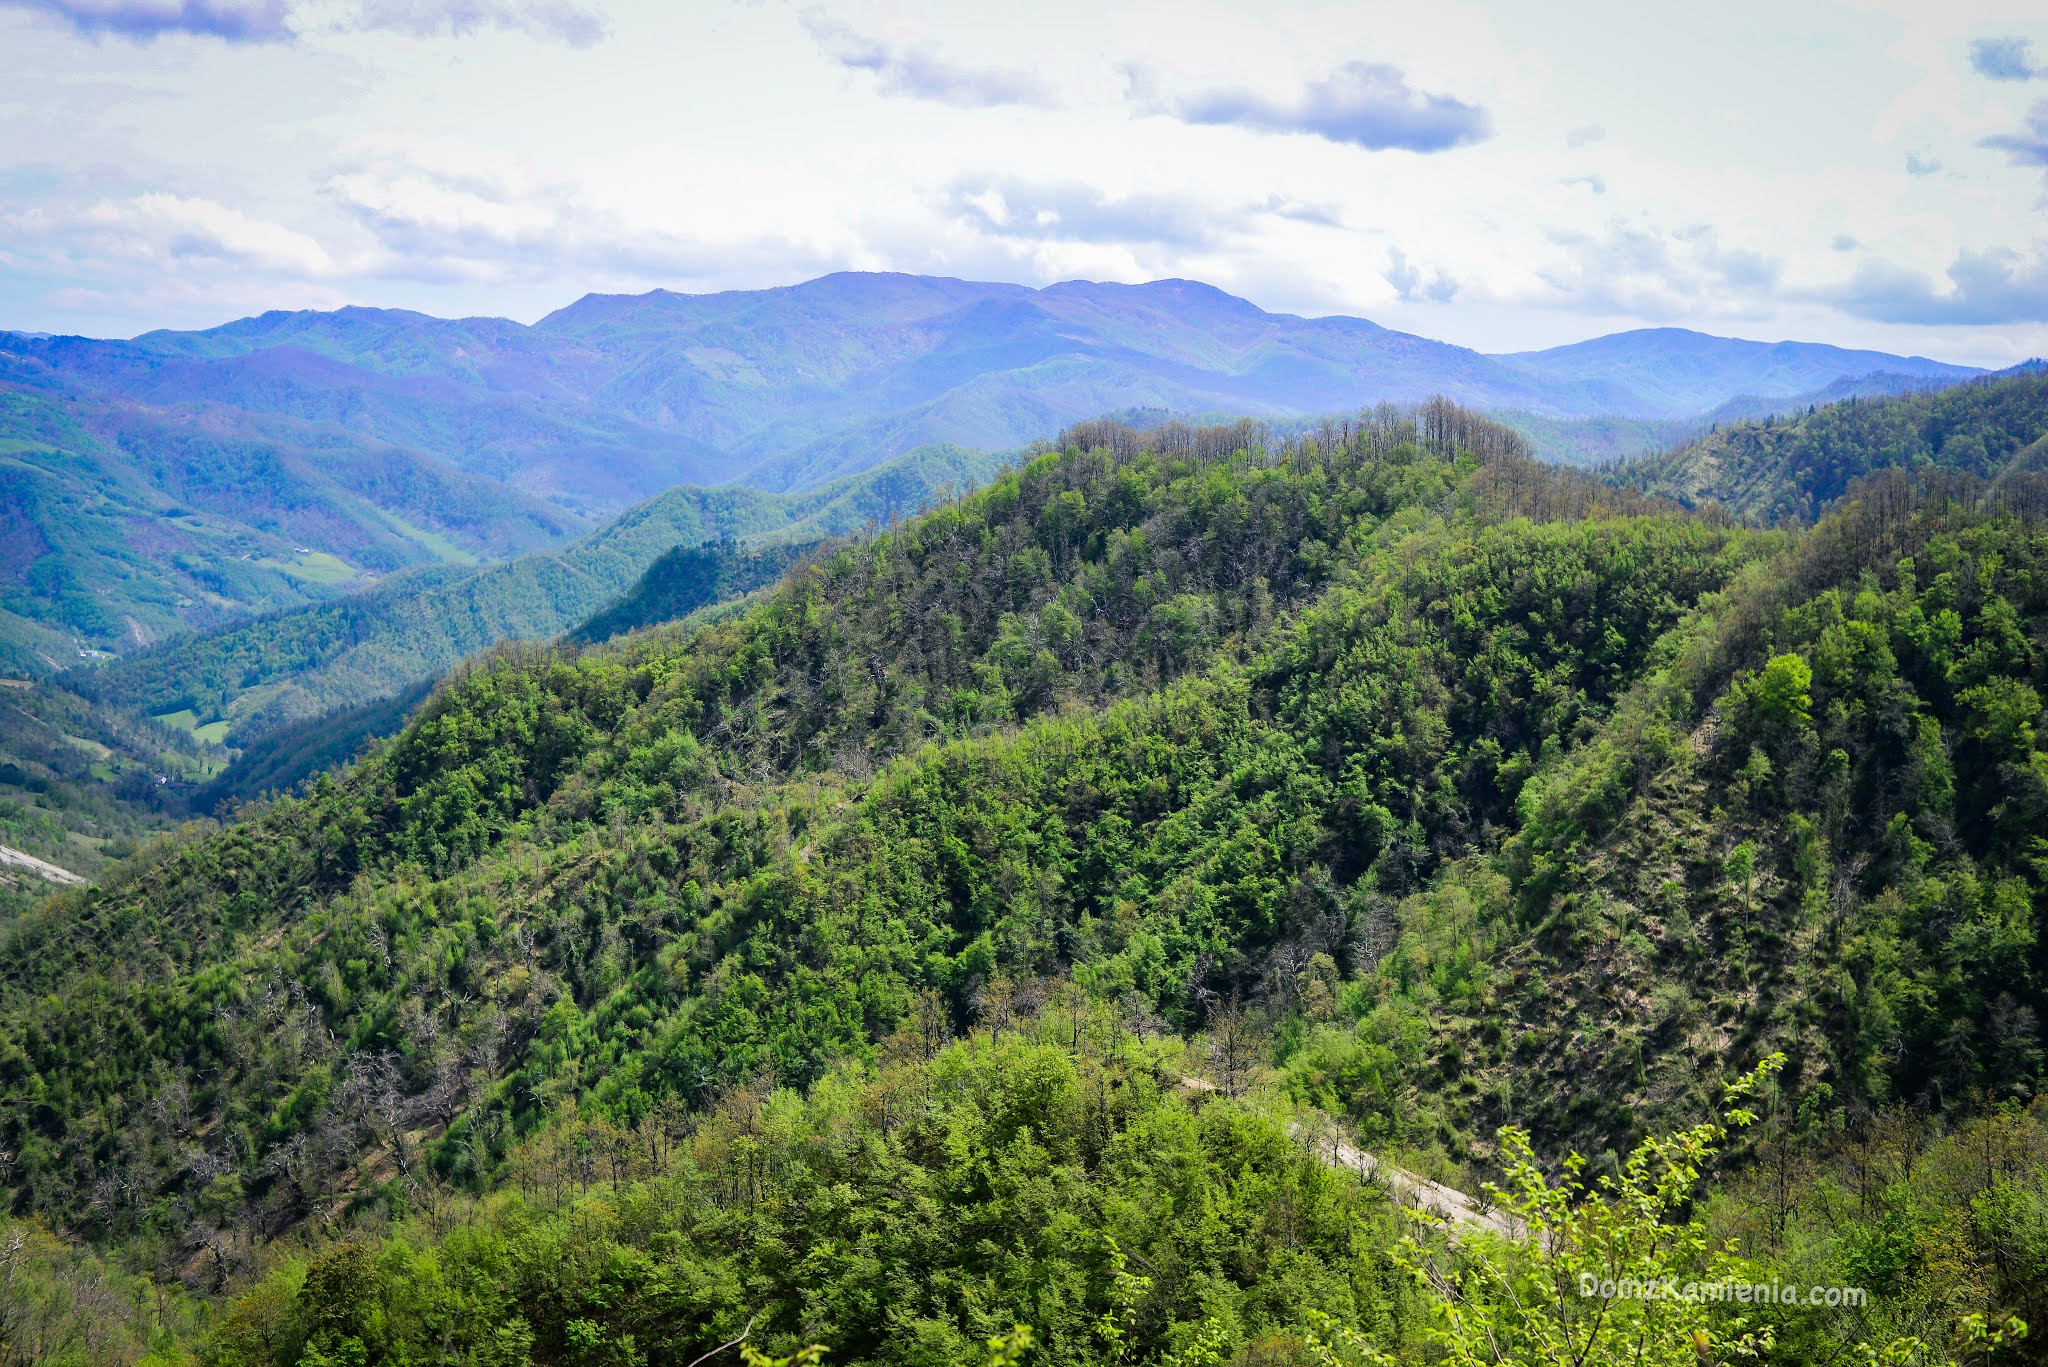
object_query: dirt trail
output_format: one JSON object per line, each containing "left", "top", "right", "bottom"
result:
{"left": 1302, "top": 1126, "right": 1523, "bottom": 1239}
{"left": 0, "top": 845, "right": 87, "bottom": 886}
{"left": 1177, "top": 1074, "right": 1520, "bottom": 1238}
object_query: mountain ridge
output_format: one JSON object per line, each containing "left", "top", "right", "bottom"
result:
{"left": 6, "top": 273, "right": 1987, "bottom": 516}
{"left": 1498, "top": 324, "right": 1975, "bottom": 414}
{"left": 1608, "top": 369, "right": 2048, "bottom": 523}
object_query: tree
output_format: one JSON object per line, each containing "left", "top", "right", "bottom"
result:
{"left": 1750, "top": 654, "right": 1814, "bottom": 738}
{"left": 1724, "top": 840, "right": 1758, "bottom": 937}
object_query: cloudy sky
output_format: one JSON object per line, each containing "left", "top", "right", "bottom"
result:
{"left": 2, "top": 0, "right": 2046, "bottom": 362}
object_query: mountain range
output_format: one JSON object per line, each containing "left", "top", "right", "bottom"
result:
{"left": 4, "top": 272, "right": 1982, "bottom": 508}
{"left": 0, "top": 273, "right": 1987, "bottom": 664}
{"left": 0, "top": 376, "right": 589, "bottom": 672}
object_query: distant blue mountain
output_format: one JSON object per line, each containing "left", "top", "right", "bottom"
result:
{"left": 4, "top": 274, "right": 1987, "bottom": 511}
{"left": 1496, "top": 327, "right": 1978, "bottom": 417}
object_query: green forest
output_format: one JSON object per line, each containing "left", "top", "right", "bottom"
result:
{"left": 0, "top": 443, "right": 998, "bottom": 924}
{"left": 1611, "top": 372, "right": 2048, "bottom": 524}
{"left": 3, "top": 390, "right": 2048, "bottom": 1366}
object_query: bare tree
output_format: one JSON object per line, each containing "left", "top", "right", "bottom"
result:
{"left": 909, "top": 987, "right": 952, "bottom": 1062}
{"left": 1205, "top": 1002, "right": 1263, "bottom": 1099}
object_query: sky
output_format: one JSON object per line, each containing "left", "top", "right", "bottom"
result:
{"left": 1, "top": 0, "right": 2046, "bottom": 364}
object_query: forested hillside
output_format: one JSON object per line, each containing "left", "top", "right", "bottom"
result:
{"left": 187, "top": 678, "right": 436, "bottom": 813}
{"left": 0, "top": 374, "right": 588, "bottom": 666}
{"left": 179, "top": 538, "right": 816, "bottom": 811}
{"left": 1610, "top": 370, "right": 2048, "bottom": 523}
{"left": 4, "top": 403, "right": 2047, "bottom": 1366}
{"left": 1496, "top": 372, "right": 1973, "bottom": 469}
{"left": 568, "top": 540, "right": 814, "bottom": 646}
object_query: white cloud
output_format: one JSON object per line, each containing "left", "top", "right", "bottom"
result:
{"left": 1140, "top": 60, "right": 1491, "bottom": 152}
{"left": 3, "top": 189, "right": 334, "bottom": 275}
{"left": 942, "top": 177, "right": 1236, "bottom": 248}
{"left": 800, "top": 12, "right": 1053, "bottom": 108}
{"left": 319, "top": 140, "right": 843, "bottom": 288}
{"left": 1970, "top": 36, "right": 2043, "bottom": 82}
{"left": 0, "top": 0, "right": 287, "bottom": 41}
{"left": 1981, "top": 99, "right": 2048, "bottom": 188}
{"left": 335, "top": 0, "right": 605, "bottom": 46}
{"left": 121, "top": 192, "right": 334, "bottom": 272}
{"left": 1384, "top": 246, "right": 1457, "bottom": 303}
{"left": 0, "top": 0, "right": 605, "bottom": 43}
{"left": 1820, "top": 244, "right": 2048, "bottom": 325}
{"left": 1526, "top": 219, "right": 1783, "bottom": 321}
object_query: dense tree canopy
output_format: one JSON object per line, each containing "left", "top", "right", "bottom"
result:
{"left": 4, "top": 401, "right": 2047, "bottom": 1365}
{"left": 1610, "top": 371, "right": 2048, "bottom": 525}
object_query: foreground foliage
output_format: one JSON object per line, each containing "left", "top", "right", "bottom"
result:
{"left": 200, "top": 1012, "right": 1410, "bottom": 1367}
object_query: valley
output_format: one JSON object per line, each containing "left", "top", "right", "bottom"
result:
{"left": 0, "top": 283, "right": 2043, "bottom": 1367}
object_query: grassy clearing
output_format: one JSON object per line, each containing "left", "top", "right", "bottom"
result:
{"left": 264, "top": 550, "right": 361, "bottom": 585}
{"left": 64, "top": 734, "right": 112, "bottom": 762}
{"left": 154, "top": 708, "right": 230, "bottom": 748}
{"left": 369, "top": 504, "right": 479, "bottom": 565}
